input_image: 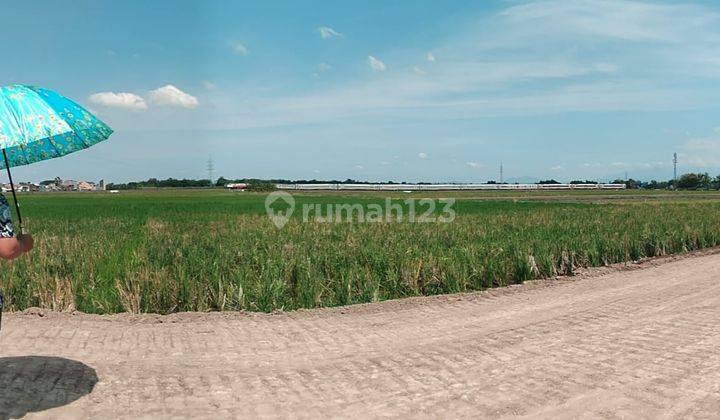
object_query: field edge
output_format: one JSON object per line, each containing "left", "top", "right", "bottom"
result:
{"left": 9, "top": 245, "right": 720, "bottom": 323}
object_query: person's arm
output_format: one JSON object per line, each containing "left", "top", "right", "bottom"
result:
{"left": 0, "top": 234, "right": 34, "bottom": 260}
{"left": 0, "top": 194, "right": 32, "bottom": 260}
{"left": 0, "top": 238, "right": 21, "bottom": 259}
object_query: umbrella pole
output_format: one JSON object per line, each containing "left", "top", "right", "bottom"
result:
{"left": 2, "top": 150, "right": 23, "bottom": 234}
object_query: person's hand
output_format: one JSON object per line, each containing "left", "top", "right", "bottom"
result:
{"left": 17, "top": 233, "right": 33, "bottom": 253}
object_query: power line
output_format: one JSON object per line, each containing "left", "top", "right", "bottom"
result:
{"left": 207, "top": 156, "right": 215, "bottom": 184}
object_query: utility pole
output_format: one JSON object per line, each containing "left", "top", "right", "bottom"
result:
{"left": 500, "top": 163, "right": 503, "bottom": 184}
{"left": 207, "top": 156, "right": 215, "bottom": 185}
{"left": 673, "top": 152, "right": 678, "bottom": 182}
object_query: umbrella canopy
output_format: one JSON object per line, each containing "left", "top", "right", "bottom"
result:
{"left": 0, "top": 85, "right": 113, "bottom": 169}
{"left": 0, "top": 85, "right": 113, "bottom": 234}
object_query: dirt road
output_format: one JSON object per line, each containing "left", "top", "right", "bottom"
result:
{"left": 2, "top": 251, "right": 720, "bottom": 419}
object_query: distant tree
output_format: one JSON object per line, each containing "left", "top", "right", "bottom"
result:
{"left": 677, "top": 174, "right": 700, "bottom": 189}
{"left": 570, "top": 180, "right": 598, "bottom": 184}
{"left": 610, "top": 178, "right": 639, "bottom": 189}
{"left": 248, "top": 181, "right": 277, "bottom": 192}
{"left": 700, "top": 173, "right": 711, "bottom": 189}
{"left": 676, "top": 173, "right": 711, "bottom": 190}
{"left": 646, "top": 180, "right": 669, "bottom": 190}
{"left": 713, "top": 175, "right": 720, "bottom": 190}
{"left": 215, "top": 176, "right": 229, "bottom": 187}
{"left": 624, "top": 179, "right": 641, "bottom": 189}
{"left": 106, "top": 182, "right": 138, "bottom": 190}
{"left": 106, "top": 177, "right": 212, "bottom": 189}
{"left": 538, "top": 179, "right": 560, "bottom": 184}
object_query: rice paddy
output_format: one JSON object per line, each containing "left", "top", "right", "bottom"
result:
{"left": 2, "top": 189, "right": 720, "bottom": 314}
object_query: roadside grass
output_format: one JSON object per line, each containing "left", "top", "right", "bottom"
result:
{"left": 2, "top": 190, "right": 720, "bottom": 313}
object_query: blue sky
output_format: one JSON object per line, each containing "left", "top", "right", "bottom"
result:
{"left": 3, "top": 0, "right": 720, "bottom": 182}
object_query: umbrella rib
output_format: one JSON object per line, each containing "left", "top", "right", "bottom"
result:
{"left": 45, "top": 131, "right": 64, "bottom": 159}
{"left": 76, "top": 129, "right": 92, "bottom": 149}
{"left": 0, "top": 93, "right": 25, "bottom": 166}
{"left": 19, "top": 144, "right": 30, "bottom": 166}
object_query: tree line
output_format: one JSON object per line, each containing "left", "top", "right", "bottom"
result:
{"left": 103, "top": 173, "right": 720, "bottom": 191}
{"left": 516, "top": 174, "right": 720, "bottom": 190}
{"left": 610, "top": 173, "right": 720, "bottom": 190}
{"left": 105, "top": 177, "right": 439, "bottom": 191}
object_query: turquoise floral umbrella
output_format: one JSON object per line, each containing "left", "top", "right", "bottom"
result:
{"left": 0, "top": 84, "right": 113, "bottom": 233}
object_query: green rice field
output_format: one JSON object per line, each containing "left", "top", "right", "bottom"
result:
{"left": 2, "top": 188, "right": 720, "bottom": 314}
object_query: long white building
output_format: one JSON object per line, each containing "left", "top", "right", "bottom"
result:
{"left": 276, "top": 183, "right": 626, "bottom": 191}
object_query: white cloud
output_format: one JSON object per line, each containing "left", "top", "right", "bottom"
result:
{"left": 413, "top": 66, "right": 426, "bottom": 75}
{"left": 368, "top": 56, "right": 386, "bottom": 72}
{"left": 148, "top": 85, "right": 199, "bottom": 109}
{"left": 679, "top": 131, "right": 720, "bottom": 168}
{"left": 318, "top": 26, "right": 342, "bottom": 39}
{"left": 88, "top": 92, "right": 147, "bottom": 110}
{"left": 427, "top": 52, "right": 436, "bottom": 62}
{"left": 466, "top": 161, "right": 483, "bottom": 169}
{"left": 354, "top": 164, "right": 364, "bottom": 170}
{"left": 418, "top": 152, "right": 428, "bottom": 159}
{"left": 231, "top": 42, "right": 249, "bottom": 55}
{"left": 578, "top": 161, "right": 665, "bottom": 171}
{"left": 202, "top": 81, "right": 217, "bottom": 90}
{"left": 500, "top": 0, "right": 713, "bottom": 43}
{"left": 313, "top": 63, "right": 333, "bottom": 78}
{"left": 639, "top": 161, "right": 665, "bottom": 169}
{"left": 550, "top": 165, "right": 564, "bottom": 171}
{"left": 686, "top": 138, "right": 720, "bottom": 151}
{"left": 200, "top": 0, "right": 720, "bottom": 131}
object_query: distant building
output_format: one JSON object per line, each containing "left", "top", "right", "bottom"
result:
{"left": 19, "top": 183, "right": 39, "bottom": 192}
{"left": 40, "top": 183, "right": 61, "bottom": 192}
{"left": 61, "top": 180, "right": 78, "bottom": 191}
{"left": 77, "top": 181, "right": 95, "bottom": 191}
{"left": 31, "top": 178, "right": 106, "bottom": 192}
{"left": 1, "top": 183, "right": 39, "bottom": 193}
